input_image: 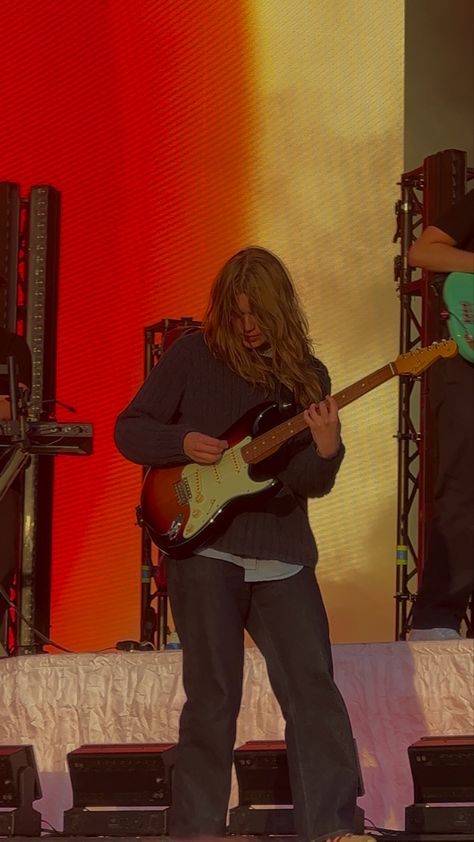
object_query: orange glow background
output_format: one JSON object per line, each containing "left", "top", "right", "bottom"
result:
{"left": 2, "top": 0, "right": 255, "bottom": 650}
{"left": 2, "top": 1, "right": 404, "bottom": 650}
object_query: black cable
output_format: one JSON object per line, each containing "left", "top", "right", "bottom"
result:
{"left": 0, "top": 583, "right": 74, "bottom": 654}
{"left": 0, "top": 589, "right": 158, "bottom": 658}
{"left": 1, "top": 588, "right": 162, "bottom": 657}
{"left": 40, "top": 820, "right": 64, "bottom": 836}
{"left": 365, "top": 815, "right": 402, "bottom": 836}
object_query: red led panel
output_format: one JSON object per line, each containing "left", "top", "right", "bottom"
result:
{"left": 2, "top": 0, "right": 254, "bottom": 650}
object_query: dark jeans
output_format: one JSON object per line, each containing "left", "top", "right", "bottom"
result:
{"left": 413, "top": 356, "right": 474, "bottom": 631}
{"left": 166, "top": 555, "right": 359, "bottom": 841}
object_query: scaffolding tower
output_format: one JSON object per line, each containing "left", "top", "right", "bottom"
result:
{"left": 393, "top": 149, "right": 473, "bottom": 639}
{"left": 139, "top": 317, "right": 201, "bottom": 649}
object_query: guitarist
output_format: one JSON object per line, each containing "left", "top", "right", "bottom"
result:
{"left": 115, "top": 247, "right": 373, "bottom": 842}
{"left": 408, "top": 188, "right": 474, "bottom": 640}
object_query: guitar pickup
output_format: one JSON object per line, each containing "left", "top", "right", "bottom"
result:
{"left": 174, "top": 478, "right": 191, "bottom": 505}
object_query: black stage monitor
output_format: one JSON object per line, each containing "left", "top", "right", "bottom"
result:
{"left": 66, "top": 743, "right": 176, "bottom": 807}
{"left": 408, "top": 735, "right": 474, "bottom": 803}
{"left": 0, "top": 745, "right": 42, "bottom": 836}
{"left": 234, "top": 741, "right": 292, "bottom": 806}
{"left": 0, "top": 744, "right": 42, "bottom": 806}
{"left": 234, "top": 739, "right": 364, "bottom": 808}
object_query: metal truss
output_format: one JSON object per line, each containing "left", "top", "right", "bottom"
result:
{"left": 0, "top": 182, "right": 21, "bottom": 655}
{"left": 17, "top": 186, "right": 61, "bottom": 653}
{"left": 0, "top": 183, "right": 61, "bottom": 655}
{"left": 0, "top": 182, "right": 21, "bottom": 332}
{"left": 139, "top": 317, "right": 201, "bottom": 649}
{"left": 393, "top": 150, "right": 473, "bottom": 639}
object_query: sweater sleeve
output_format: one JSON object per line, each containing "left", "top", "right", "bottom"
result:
{"left": 274, "top": 356, "right": 345, "bottom": 498}
{"left": 276, "top": 433, "right": 345, "bottom": 498}
{"left": 434, "top": 188, "right": 474, "bottom": 245}
{"left": 114, "top": 336, "right": 195, "bottom": 466}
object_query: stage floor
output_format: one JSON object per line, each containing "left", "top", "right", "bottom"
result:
{"left": 0, "top": 639, "right": 472, "bottom": 833}
{"left": 5, "top": 836, "right": 474, "bottom": 842}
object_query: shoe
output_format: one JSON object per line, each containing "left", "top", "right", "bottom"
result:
{"left": 408, "top": 627, "right": 462, "bottom": 641}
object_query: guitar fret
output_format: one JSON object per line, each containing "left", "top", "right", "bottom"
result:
{"left": 242, "top": 415, "right": 306, "bottom": 463}
{"left": 242, "top": 364, "right": 394, "bottom": 465}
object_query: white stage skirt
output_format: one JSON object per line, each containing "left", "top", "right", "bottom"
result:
{"left": 0, "top": 640, "right": 472, "bottom": 832}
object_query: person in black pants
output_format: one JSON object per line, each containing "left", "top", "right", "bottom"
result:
{"left": 115, "top": 247, "right": 373, "bottom": 842}
{"left": 408, "top": 188, "right": 474, "bottom": 640}
{"left": 0, "top": 325, "right": 32, "bottom": 653}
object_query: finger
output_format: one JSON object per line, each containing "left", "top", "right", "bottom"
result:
{"left": 195, "top": 442, "right": 229, "bottom": 458}
{"left": 308, "top": 403, "right": 325, "bottom": 424}
{"left": 195, "top": 442, "right": 227, "bottom": 455}
{"left": 312, "top": 398, "right": 336, "bottom": 423}
{"left": 304, "top": 409, "right": 320, "bottom": 433}
{"left": 324, "top": 395, "right": 338, "bottom": 417}
{"left": 198, "top": 435, "right": 228, "bottom": 449}
{"left": 318, "top": 398, "right": 332, "bottom": 419}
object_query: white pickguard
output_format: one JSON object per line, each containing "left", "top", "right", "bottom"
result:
{"left": 181, "top": 437, "right": 275, "bottom": 539}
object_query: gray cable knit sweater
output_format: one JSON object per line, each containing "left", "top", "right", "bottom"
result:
{"left": 114, "top": 331, "right": 345, "bottom": 567}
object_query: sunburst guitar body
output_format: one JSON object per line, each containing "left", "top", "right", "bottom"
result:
{"left": 140, "top": 403, "right": 282, "bottom": 555}
{"left": 443, "top": 272, "right": 474, "bottom": 362}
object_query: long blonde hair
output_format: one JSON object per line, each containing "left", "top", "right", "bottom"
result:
{"left": 203, "top": 247, "right": 323, "bottom": 406}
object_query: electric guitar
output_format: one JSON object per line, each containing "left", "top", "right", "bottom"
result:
{"left": 139, "top": 339, "right": 457, "bottom": 556}
{"left": 443, "top": 272, "right": 474, "bottom": 362}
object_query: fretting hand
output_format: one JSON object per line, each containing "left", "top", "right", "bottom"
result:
{"left": 303, "top": 396, "right": 341, "bottom": 459}
{"left": 183, "top": 431, "right": 228, "bottom": 464}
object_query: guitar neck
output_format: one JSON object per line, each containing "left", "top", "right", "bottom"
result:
{"left": 241, "top": 362, "right": 395, "bottom": 465}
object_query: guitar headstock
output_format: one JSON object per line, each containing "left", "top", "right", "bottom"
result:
{"left": 394, "top": 339, "right": 458, "bottom": 376}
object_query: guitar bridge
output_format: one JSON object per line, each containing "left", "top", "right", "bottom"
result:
{"left": 168, "top": 514, "right": 183, "bottom": 540}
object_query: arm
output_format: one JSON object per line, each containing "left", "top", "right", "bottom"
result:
{"left": 408, "top": 226, "right": 474, "bottom": 273}
{"left": 408, "top": 188, "right": 474, "bottom": 272}
{"left": 114, "top": 337, "right": 194, "bottom": 467}
{"left": 276, "top": 431, "right": 345, "bottom": 499}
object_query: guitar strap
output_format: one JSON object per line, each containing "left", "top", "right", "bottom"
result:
{"left": 275, "top": 381, "right": 294, "bottom": 412}
{"left": 258, "top": 346, "right": 295, "bottom": 412}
